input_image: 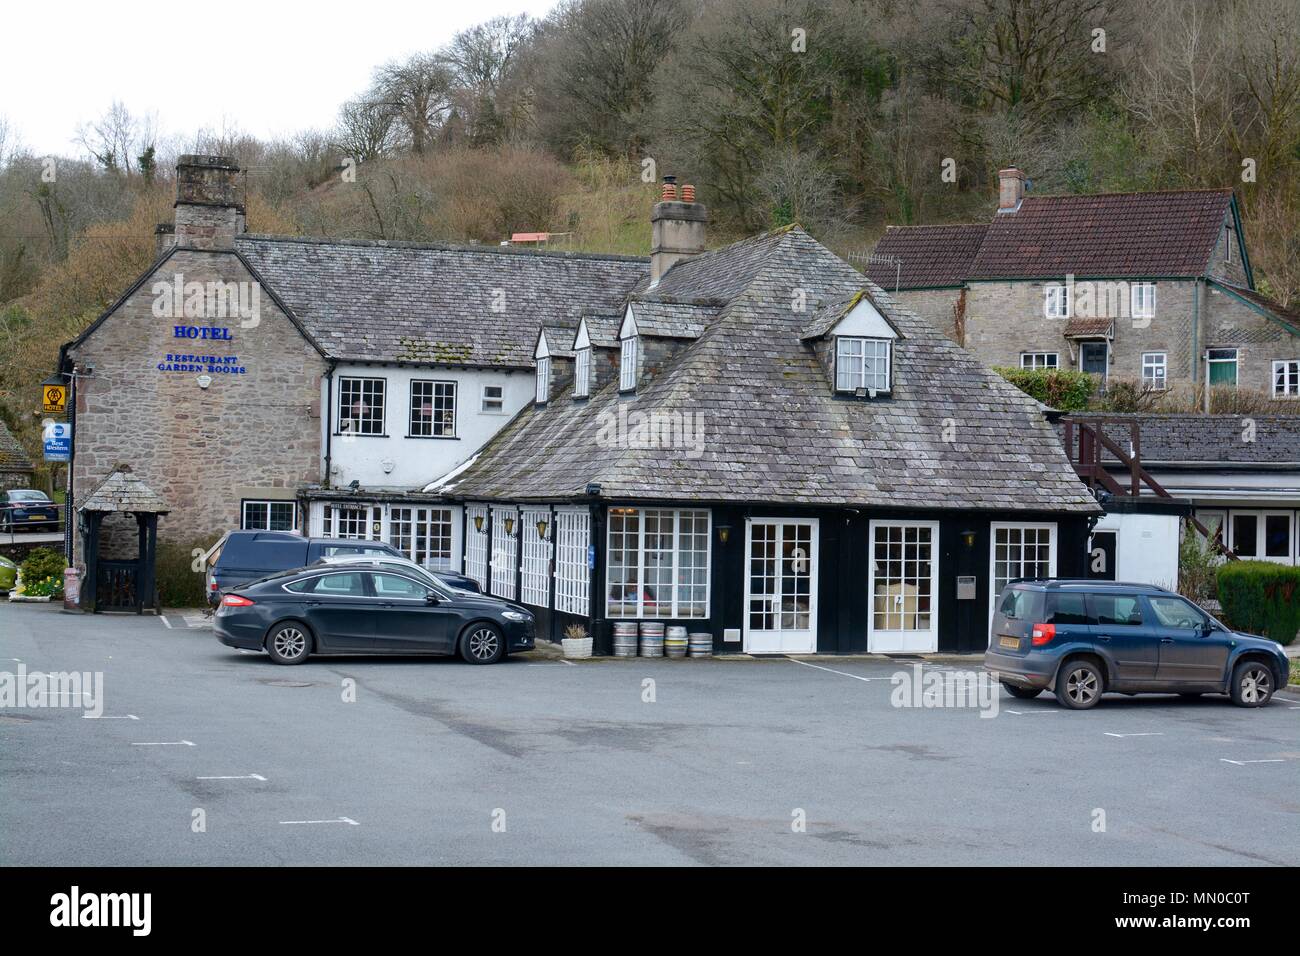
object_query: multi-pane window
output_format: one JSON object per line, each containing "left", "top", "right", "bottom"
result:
{"left": 324, "top": 505, "right": 380, "bottom": 540}
{"left": 1130, "top": 283, "right": 1156, "bottom": 319}
{"left": 554, "top": 510, "right": 591, "bottom": 615}
{"left": 465, "top": 504, "right": 490, "bottom": 587}
{"left": 620, "top": 336, "right": 638, "bottom": 391}
{"left": 535, "top": 356, "right": 550, "bottom": 404}
{"left": 409, "top": 381, "right": 456, "bottom": 437}
{"left": 1207, "top": 348, "right": 1238, "bottom": 387}
{"left": 520, "top": 508, "right": 551, "bottom": 607}
{"left": 574, "top": 348, "right": 591, "bottom": 398}
{"left": 481, "top": 385, "right": 504, "bottom": 413}
{"left": 242, "top": 500, "right": 296, "bottom": 531}
{"left": 606, "top": 508, "right": 710, "bottom": 619}
{"left": 389, "top": 507, "right": 454, "bottom": 569}
{"left": 1020, "top": 352, "right": 1059, "bottom": 370}
{"left": 1044, "top": 284, "right": 1070, "bottom": 319}
{"left": 490, "top": 506, "right": 519, "bottom": 600}
{"left": 835, "top": 337, "right": 890, "bottom": 392}
{"left": 1142, "top": 352, "right": 1167, "bottom": 389}
{"left": 338, "top": 377, "right": 385, "bottom": 435}
{"left": 1273, "top": 360, "right": 1300, "bottom": 397}
{"left": 871, "top": 522, "right": 935, "bottom": 633}
{"left": 990, "top": 523, "right": 1057, "bottom": 620}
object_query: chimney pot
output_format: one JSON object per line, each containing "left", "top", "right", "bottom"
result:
{"left": 650, "top": 180, "right": 708, "bottom": 287}
{"left": 662, "top": 181, "right": 677, "bottom": 202}
{"left": 997, "top": 166, "right": 1026, "bottom": 213}
{"left": 681, "top": 184, "right": 696, "bottom": 203}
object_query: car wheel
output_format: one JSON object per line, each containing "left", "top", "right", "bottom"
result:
{"left": 460, "top": 624, "right": 504, "bottom": 664}
{"left": 1229, "top": 660, "right": 1274, "bottom": 708}
{"left": 1056, "top": 659, "right": 1104, "bottom": 710}
{"left": 266, "top": 623, "right": 311, "bottom": 665}
{"left": 1002, "top": 683, "right": 1042, "bottom": 700}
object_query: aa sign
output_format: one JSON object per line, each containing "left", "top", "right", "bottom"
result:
{"left": 42, "top": 384, "right": 67, "bottom": 414}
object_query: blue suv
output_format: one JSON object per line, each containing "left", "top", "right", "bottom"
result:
{"left": 984, "top": 580, "right": 1289, "bottom": 710}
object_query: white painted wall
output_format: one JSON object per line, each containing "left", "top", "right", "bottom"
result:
{"left": 323, "top": 364, "right": 534, "bottom": 489}
{"left": 1090, "top": 511, "right": 1182, "bottom": 589}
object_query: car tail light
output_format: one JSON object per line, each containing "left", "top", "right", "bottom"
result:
{"left": 221, "top": 594, "right": 255, "bottom": 607}
{"left": 1030, "top": 622, "right": 1055, "bottom": 646}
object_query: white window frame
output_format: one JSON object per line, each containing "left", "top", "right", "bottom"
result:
{"left": 574, "top": 347, "right": 591, "bottom": 398}
{"left": 409, "top": 380, "right": 456, "bottom": 437}
{"left": 535, "top": 356, "right": 550, "bottom": 404}
{"left": 481, "top": 384, "right": 505, "bottom": 413}
{"left": 322, "top": 504, "right": 382, "bottom": 540}
{"left": 464, "top": 504, "right": 490, "bottom": 587}
{"left": 1272, "top": 360, "right": 1300, "bottom": 398}
{"left": 867, "top": 519, "right": 940, "bottom": 653}
{"left": 520, "top": 508, "right": 551, "bottom": 607}
{"left": 1206, "top": 348, "right": 1239, "bottom": 388}
{"left": 620, "top": 336, "right": 638, "bottom": 392}
{"left": 835, "top": 336, "right": 891, "bottom": 393}
{"left": 1142, "top": 352, "right": 1168, "bottom": 390}
{"left": 1044, "top": 284, "right": 1070, "bottom": 319}
{"left": 1130, "top": 282, "right": 1156, "bottom": 320}
{"left": 988, "top": 522, "right": 1058, "bottom": 630}
{"left": 242, "top": 500, "right": 297, "bottom": 531}
{"left": 1227, "top": 509, "right": 1296, "bottom": 565}
{"left": 338, "top": 376, "right": 386, "bottom": 436}
{"left": 1020, "top": 352, "right": 1059, "bottom": 370}
{"left": 389, "top": 506, "right": 458, "bottom": 570}
{"left": 605, "top": 507, "right": 711, "bottom": 619}
{"left": 554, "top": 508, "right": 591, "bottom": 616}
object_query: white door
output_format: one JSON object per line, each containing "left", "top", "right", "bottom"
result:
{"left": 868, "top": 520, "right": 939, "bottom": 653}
{"left": 743, "top": 519, "right": 818, "bottom": 654}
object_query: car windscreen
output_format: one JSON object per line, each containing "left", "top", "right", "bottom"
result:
{"left": 8, "top": 491, "right": 50, "bottom": 502}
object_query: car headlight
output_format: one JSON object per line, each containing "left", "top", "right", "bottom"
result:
{"left": 502, "top": 610, "right": 530, "bottom": 622}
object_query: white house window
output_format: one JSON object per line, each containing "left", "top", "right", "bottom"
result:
{"left": 606, "top": 507, "right": 710, "bottom": 619}
{"left": 554, "top": 510, "right": 591, "bottom": 616}
{"left": 1020, "top": 352, "right": 1059, "bottom": 370}
{"left": 389, "top": 507, "right": 455, "bottom": 569}
{"left": 242, "top": 500, "right": 296, "bottom": 531}
{"left": 835, "top": 337, "right": 890, "bottom": 393}
{"left": 1273, "top": 360, "right": 1300, "bottom": 397}
{"left": 490, "top": 505, "right": 519, "bottom": 599}
{"left": 1130, "top": 283, "right": 1156, "bottom": 319}
{"left": 409, "top": 380, "right": 456, "bottom": 437}
{"left": 1142, "top": 352, "right": 1168, "bottom": 389}
{"left": 338, "top": 377, "right": 385, "bottom": 435}
{"left": 535, "top": 357, "right": 550, "bottom": 404}
{"left": 574, "top": 347, "right": 591, "bottom": 398}
{"left": 323, "top": 505, "right": 381, "bottom": 540}
{"left": 520, "top": 508, "right": 551, "bottom": 607}
{"left": 481, "top": 384, "right": 504, "bottom": 413}
{"left": 620, "top": 336, "right": 638, "bottom": 391}
{"left": 990, "top": 523, "right": 1057, "bottom": 623}
{"left": 1044, "top": 284, "right": 1070, "bottom": 319}
{"left": 464, "top": 504, "right": 490, "bottom": 587}
{"left": 1207, "top": 348, "right": 1239, "bottom": 387}
{"left": 1229, "top": 510, "right": 1295, "bottom": 564}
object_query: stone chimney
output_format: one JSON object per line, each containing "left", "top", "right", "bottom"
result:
{"left": 997, "top": 167, "right": 1026, "bottom": 213}
{"left": 650, "top": 177, "right": 708, "bottom": 287}
{"left": 154, "top": 223, "right": 176, "bottom": 258}
{"left": 174, "top": 155, "right": 245, "bottom": 249}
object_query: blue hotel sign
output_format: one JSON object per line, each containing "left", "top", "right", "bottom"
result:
{"left": 157, "top": 326, "right": 247, "bottom": 374}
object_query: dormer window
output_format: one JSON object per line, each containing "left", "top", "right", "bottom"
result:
{"left": 620, "top": 335, "right": 638, "bottom": 391}
{"left": 535, "top": 355, "right": 550, "bottom": 404}
{"left": 835, "top": 337, "right": 890, "bottom": 394}
{"left": 574, "top": 347, "right": 591, "bottom": 398}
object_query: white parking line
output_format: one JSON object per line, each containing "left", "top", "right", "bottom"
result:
{"left": 786, "top": 658, "right": 885, "bottom": 682}
{"left": 1104, "top": 732, "right": 1164, "bottom": 738}
{"left": 1005, "top": 709, "right": 1057, "bottom": 716}
{"left": 279, "top": 816, "right": 358, "bottom": 826}
{"left": 82, "top": 714, "right": 138, "bottom": 720}
{"left": 159, "top": 616, "right": 173, "bottom": 629}
{"left": 131, "top": 740, "right": 194, "bottom": 747}
{"left": 1220, "top": 758, "right": 1286, "bottom": 766}
{"left": 197, "top": 774, "right": 266, "bottom": 781}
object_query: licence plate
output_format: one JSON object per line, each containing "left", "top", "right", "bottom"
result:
{"left": 998, "top": 635, "right": 1020, "bottom": 649}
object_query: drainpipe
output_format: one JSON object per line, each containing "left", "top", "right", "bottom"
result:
{"left": 323, "top": 360, "right": 336, "bottom": 490}
{"left": 1192, "top": 279, "right": 1206, "bottom": 413}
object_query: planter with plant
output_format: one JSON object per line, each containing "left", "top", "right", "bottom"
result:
{"left": 561, "top": 623, "right": 593, "bottom": 659}
{"left": 10, "top": 547, "right": 66, "bottom": 603}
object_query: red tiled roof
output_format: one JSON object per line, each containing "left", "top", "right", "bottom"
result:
{"left": 1064, "top": 317, "right": 1113, "bottom": 338}
{"left": 967, "top": 190, "right": 1234, "bottom": 279}
{"left": 863, "top": 224, "right": 988, "bottom": 289}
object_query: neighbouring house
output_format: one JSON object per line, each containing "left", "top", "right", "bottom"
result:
{"left": 1059, "top": 414, "right": 1300, "bottom": 568}
{"left": 437, "top": 190, "right": 1101, "bottom": 654}
{"left": 865, "top": 168, "right": 1300, "bottom": 397}
{"left": 0, "top": 419, "right": 35, "bottom": 491}
{"left": 57, "top": 155, "right": 646, "bottom": 577}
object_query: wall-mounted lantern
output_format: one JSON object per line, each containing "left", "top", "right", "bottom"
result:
{"left": 473, "top": 513, "right": 486, "bottom": 534}
{"left": 717, "top": 524, "right": 732, "bottom": 546}
{"left": 503, "top": 516, "right": 516, "bottom": 537}
{"left": 536, "top": 518, "right": 549, "bottom": 541}
{"left": 960, "top": 528, "right": 977, "bottom": 549}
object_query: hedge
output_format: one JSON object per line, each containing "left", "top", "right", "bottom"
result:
{"left": 155, "top": 538, "right": 214, "bottom": 608}
{"left": 993, "top": 367, "right": 1095, "bottom": 411}
{"left": 1216, "top": 561, "right": 1300, "bottom": 645}
{"left": 20, "top": 547, "right": 66, "bottom": 587}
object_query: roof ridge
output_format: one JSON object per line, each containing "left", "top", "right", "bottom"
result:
{"left": 1022, "top": 187, "right": 1234, "bottom": 201}
{"left": 884, "top": 222, "right": 989, "bottom": 230}
{"left": 236, "top": 233, "right": 649, "bottom": 264}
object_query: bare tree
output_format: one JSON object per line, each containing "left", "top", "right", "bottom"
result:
{"left": 332, "top": 99, "right": 400, "bottom": 163}
{"left": 76, "top": 101, "right": 150, "bottom": 177}
{"left": 370, "top": 53, "right": 457, "bottom": 155}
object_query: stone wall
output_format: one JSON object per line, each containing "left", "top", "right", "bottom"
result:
{"left": 890, "top": 288, "right": 964, "bottom": 340}
{"left": 68, "top": 248, "right": 327, "bottom": 561}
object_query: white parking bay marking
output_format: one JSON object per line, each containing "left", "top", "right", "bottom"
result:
{"left": 1104, "top": 732, "right": 1164, "bottom": 738}
{"left": 1220, "top": 758, "right": 1286, "bottom": 766}
{"left": 786, "top": 658, "right": 884, "bottom": 682}
{"left": 131, "top": 740, "right": 194, "bottom": 746}
{"left": 1005, "top": 709, "right": 1057, "bottom": 716}
{"left": 159, "top": 616, "right": 173, "bottom": 629}
{"left": 83, "top": 714, "right": 138, "bottom": 720}
{"left": 198, "top": 774, "right": 266, "bottom": 781}
{"left": 279, "top": 817, "right": 359, "bottom": 826}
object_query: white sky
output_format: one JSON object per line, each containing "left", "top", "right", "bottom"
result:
{"left": 2, "top": 0, "right": 560, "bottom": 157}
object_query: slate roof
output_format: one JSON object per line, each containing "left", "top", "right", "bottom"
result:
{"left": 539, "top": 325, "right": 577, "bottom": 358}
{"left": 0, "top": 420, "right": 34, "bottom": 474}
{"left": 576, "top": 313, "right": 621, "bottom": 349}
{"left": 627, "top": 298, "right": 715, "bottom": 338}
{"left": 235, "top": 236, "right": 647, "bottom": 368}
{"left": 863, "top": 224, "right": 988, "bottom": 290}
{"left": 800, "top": 290, "right": 880, "bottom": 341}
{"left": 445, "top": 227, "right": 1100, "bottom": 513}
{"left": 78, "top": 466, "right": 170, "bottom": 514}
{"left": 1058, "top": 415, "right": 1300, "bottom": 466}
{"left": 867, "top": 189, "right": 1235, "bottom": 285}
